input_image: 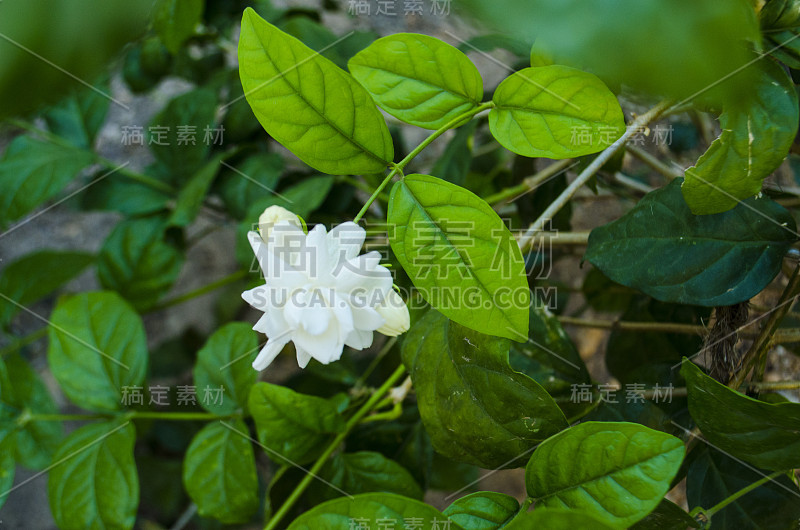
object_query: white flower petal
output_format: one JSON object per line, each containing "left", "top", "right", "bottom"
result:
{"left": 376, "top": 289, "right": 411, "bottom": 336}
{"left": 295, "top": 346, "right": 313, "bottom": 368}
{"left": 345, "top": 328, "right": 374, "bottom": 350}
{"left": 334, "top": 251, "right": 393, "bottom": 294}
{"left": 328, "top": 222, "right": 366, "bottom": 261}
{"left": 252, "top": 337, "right": 289, "bottom": 371}
{"left": 293, "top": 324, "right": 343, "bottom": 365}
{"left": 350, "top": 304, "right": 385, "bottom": 331}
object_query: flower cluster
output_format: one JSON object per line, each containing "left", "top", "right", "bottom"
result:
{"left": 243, "top": 206, "right": 410, "bottom": 371}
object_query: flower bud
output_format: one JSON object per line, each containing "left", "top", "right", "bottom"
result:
{"left": 375, "top": 289, "right": 410, "bottom": 337}
{"left": 258, "top": 205, "right": 301, "bottom": 241}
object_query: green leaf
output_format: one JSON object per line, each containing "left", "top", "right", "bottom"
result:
{"left": 489, "top": 66, "right": 624, "bottom": 159}
{"left": 48, "top": 291, "right": 148, "bottom": 411}
{"left": 443, "top": 491, "right": 520, "bottom": 530}
{"left": 248, "top": 382, "right": 345, "bottom": 465}
{"left": 183, "top": 420, "right": 258, "bottom": 524}
{"left": 457, "top": 34, "right": 531, "bottom": 58}
{"left": 48, "top": 421, "right": 138, "bottom": 530}
{"left": 585, "top": 179, "right": 798, "bottom": 306}
{"left": 509, "top": 302, "right": 591, "bottom": 419}
{"left": 0, "top": 422, "right": 14, "bottom": 511}
{"left": 246, "top": 174, "right": 334, "bottom": 219}
{"left": 505, "top": 508, "right": 617, "bottom": 529}
{"left": 682, "top": 59, "right": 799, "bottom": 214}
{"left": 4, "top": 355, "right": 62, "bottom": 469}
{"left": 349, "top": 33, "right": 483, "bottom": 129}
{"left": 148, "top": 88, "right": 217, "bottom": 182}
{"left": 402, "top": 311, "right": 568, "bottom": 468}
{"left": 153, "top": 0, "right": 203, "bottom": 53}
{"left": 217, "top": 153, "right": 283, "bottom": 219}
{"left": 0, "top": 135, "right": 94, "bottom": 226}
{"left": 287, "top": 492, "right": 452, "bottom": 529}
{"left": 168, "top": 153, "right": 224, "bottom": 227}
{"left": 81, "top": 175, "right": 170, "bottom": 216}
{"left": 389, "top": 174, "right": 529, "bottom": 340}
{"left": 0, "top": 250, "right": 93, "bottom": 328}
{"left": 43, "top": 83, "right": 110, "bottom": 149}
{"left": 760, "top": 0, "right": 800, "bottom": 30}
{"left": 630, "top": 499, "right": 700, "bottom": 530}
{"left": 431, "top": 119, "right": 479, "bottom": 186}
{"left": 97, "top": 217, "right": 184, "bottom": 311}
{"left": 238, "top": 8, "right": 393, "bottom": 174}
{"left": 193, "top": 322, "right": 258, "bottom": 416}
{"left": 281, "top": 16, "right": 343, "bottom": 67}
{"left": 682, "top": 360, "right": 800, "bottom": 470}
{"left": 525, "top": 421, "right": 685, "bottom": 528}
{"left": 687, "top": 446, "right": 800, "bottom": 530}
{"left": 311, "top": 451, "right": 423, "bottom": 502}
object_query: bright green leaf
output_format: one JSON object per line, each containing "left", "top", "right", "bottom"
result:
{"left": 489, "top": 66, "right": 625, "bottom": 159}
{"left": 183, "top": 420, "right": 258, "bottom": 524}
{"left": 682, "top": 360, "right": 800, "bottom": 470}
{"left": 443, "top": 491, "right": 519, "bottom": 530}
{"left": 682, "top": 59, "right": 799, "bottom": 214}
{"left": 585, "top": 179, "right": 798, "bottom": 306}
{"left": 349, "top": 33, "right": 483, "bottom": 129}
{"left": 48, "top": 421, "right": 138, "bottom": 530}
{"left": 248, "top": 382, "right": 345, "bottom": 465}
{"left": 97, "top": 217, "right": 184, "bottom": 311}
{"left": 193, "top": 322, "right": 258, "bottom": 415}
{"left": 0, "top": 250, "right": 93, "bottom": 328}
{"left": 525, "top": 421, "right": 685, "bottom": 528}
{"left": 153, "top": 0, "right": 203, "bottom": 53}
{"left": 389, "top": 174, "right": 529, "bottom": 340}
{"left": 402, "top": 311, "right": 568, "bottom": 468}
{"left": 287, "top": 492, "right": 452, "bottom": 529}
{"left": 311, "top": 451, "right": 423, "bottom": 502}
{"left": 48, "top": 291, "right": 148, "bottom": 411}
{"left": 0, "top": 135, "right": 94, "bottom": 227}
{"left": 238, "top": 8, "right": 393, "bottom": 174}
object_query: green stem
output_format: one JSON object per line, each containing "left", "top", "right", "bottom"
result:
{"left": 483, "top": 158, "right": 575, "bottom": 205}
{"left": 264, "top": 364, "right": 408, "bottom": 530}
{"left": 353, "top": 102, "right": 495, "bottom": 223}
{"left": 354, "top": 336, "right": 398, "bottom": 389}
{"left": 705, "top": 470, "right": 786, "bottom": 519}
{"left": 150, "top": 269, "right": 250, "bottom": 312}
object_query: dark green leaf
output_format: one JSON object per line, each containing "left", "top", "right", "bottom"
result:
{"left": 402, "top": 311, "right": 568, "bottom": 468}
{"left": 43, "top": 83, "right": 110, "bottom": 149}
{"left": 525, "top": 421, "right": 685, "bottom": 528}
{"left": 0, "top": 135, "right": 93, "bottom": 227}
{"left": 281, "top": 16, "right": 343, "bottom": 66}
{"left": 443, "top": 491, "right": 519, "bottom": 530}
{"left": 760, "top": 0, "right": 800, "bottom": 30}
{"left": 687, "top": 446, "right": 800, "bottom": 530}
{"left": 456, "top": 34, "right": 531, "bottom": 57}
{"left": 48, "top": 421, "right": 138, "bottom": 530}
{"left": 630, "top": 499, "right": 700, "bottom": 530}
{"left": 4, "top": 354, "right": 62, "bottom": 469}
{"left": 0, "top": 250, "right": 93, "bottom": 328}
{"left": 48, "top": 291, "right": 148, "bottom": 411}
{"left": 153, "top": 0, "right": 203, "bottom": 53}
{"left": 97, "top": 217, "right": 184, "bottom": 311}
{"left": 80, "top": 175, "right": 170, "bottom": 216}
{"left": 431, "top": 120, "right": 479, "bottom": 186}
{"left": 586, "top": 179, "right": 798, "bottom": 306}
{"left": 246, "top": 174, "right": 334, "bottom": 219}
{"left": 248, "top": 382, "right": 345, "bottom": 465}
{"left": 183, "top": 420, "right": 258, "bottom": 524}
{"left": 489, "top": 66, "right": 625, "bottom": 159}
{"left": 286, "top": 492, "right": 452, "bottom": 529}
{"left": 239, "top": 8, "right": 393, "bottom": 174}
{"left": 682, "top": 360, "right": 800, "bottom": 470}
{"left": 217, "top": 153, "right": 283, "bottom": 219}
{"left": 311, "top": 451, "right": 423, "bottom": 502}
{"left": 505, "top": 508, "right": 616, "bottom": 529}
{"left": 349, "top": 33, "right": 483, "bottom": 129}
{"left": 168, "top": 153, "right": 224, "bottom": 227}
{"left": 193, "top": 322, "right": 258, "bottom": 415}
{"left": 682, "top": 59, "right": 799, "bottom": 214}
{"left": 148, "top": 88, "right": 217, "bottom": 182}
{"left": 389, "top": 174, "right": 529, "bottom": 340}
{"left": 0, "top": 422, "right": 14, "bottom": 511}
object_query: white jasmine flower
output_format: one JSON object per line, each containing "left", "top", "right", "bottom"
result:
{"left": 242, "top": 217, "right": 410, "bottom": 371}
{"left": 258, "top": 205, "right": 301, "bottom": 240}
